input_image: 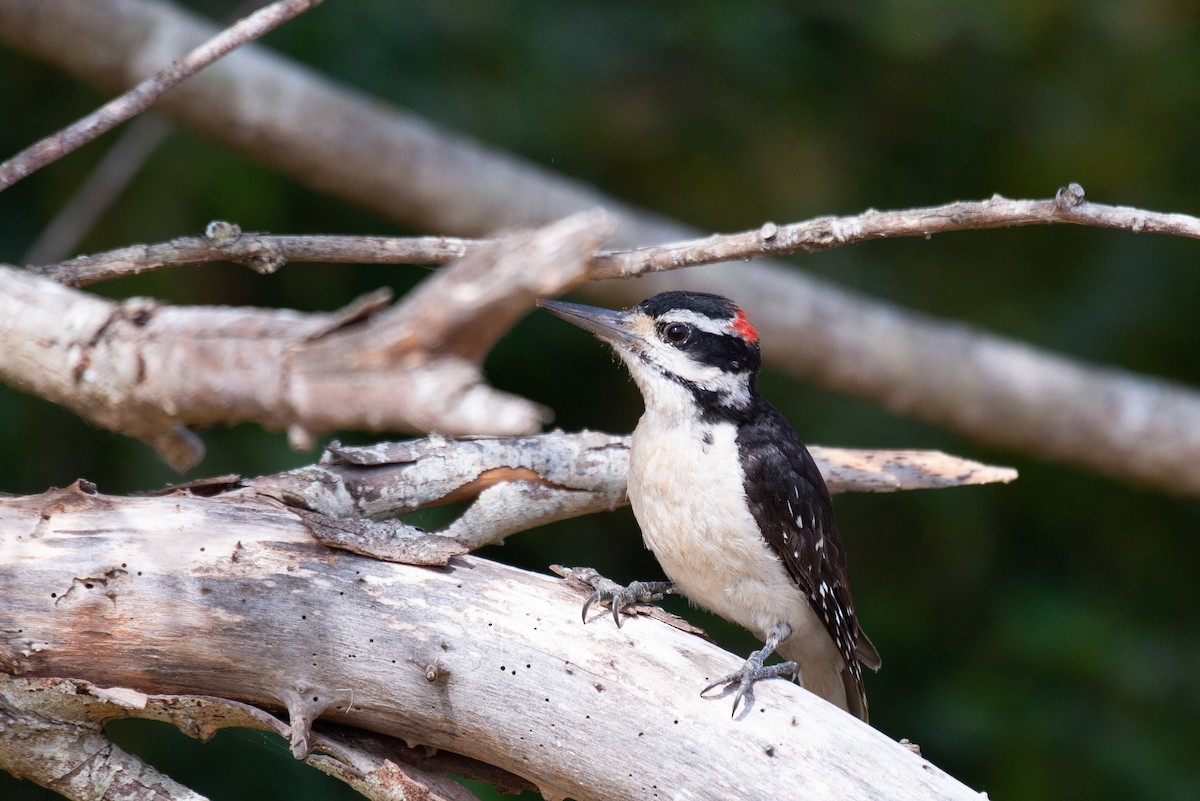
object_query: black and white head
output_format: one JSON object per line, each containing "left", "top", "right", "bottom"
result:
{"left": 537, "top": 291, "right": 762, "bottom": 421}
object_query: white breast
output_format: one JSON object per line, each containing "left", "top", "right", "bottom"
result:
{"left": 627, "top": 410, "right": 826, "bottom": 652}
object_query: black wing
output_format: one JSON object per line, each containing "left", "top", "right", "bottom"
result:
{"left": 736, "top": 399, "right": 879, "bottom": 703}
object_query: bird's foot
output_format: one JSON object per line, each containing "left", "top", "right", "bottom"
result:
{"left": 579, "top": 572, "right": 674, "bottom": 627}
{"left": 702, "top": 652, "right": 797, "bottom": 717}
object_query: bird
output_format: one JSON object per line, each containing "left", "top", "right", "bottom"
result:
{"left": 537, "top": 291, "right": 880, "bottom": 720}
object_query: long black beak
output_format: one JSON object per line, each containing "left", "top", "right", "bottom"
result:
{"left": 536, "top": 298, "right": 637, "bottom": 346}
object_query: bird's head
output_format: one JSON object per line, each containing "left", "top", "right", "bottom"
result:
{"left": 537, "top": 291, "right": 762, "bottom": 419}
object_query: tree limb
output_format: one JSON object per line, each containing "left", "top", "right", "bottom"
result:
{"left": 0, "top": 676, "right": 496, "bottom": 801}
{"left": 242, "top": 432, "right": 1016, "bottom": 564}
{"left": 0, "top": 677, "right": 211, "bottom": 801}
{"left": 0, "top": 478, "right": 989, "bottom": 801}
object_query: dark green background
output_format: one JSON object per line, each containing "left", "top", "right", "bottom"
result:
{"left": 2, "top": 2, "right": 1198, "bottom": 799}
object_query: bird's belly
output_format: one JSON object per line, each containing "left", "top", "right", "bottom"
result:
{"left": 627, "top": 420, "right": 821, "bottom": 646}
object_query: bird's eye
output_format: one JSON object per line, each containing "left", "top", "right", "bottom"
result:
{"left": 664, "top": 323, "right": 690, "bottom": 343}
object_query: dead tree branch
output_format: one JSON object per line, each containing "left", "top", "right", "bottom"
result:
{"left": 30, "top": 223, "right": 486, "bottom": 286}
{"left": 0, "top": 440, "right": 1009, "bottom": 800}
{"left": 242, "top": 432, "right": 1016, "bottom": 564}
{"left": 2, "top": 0, "right": 1198, "bottom": 493}
{"left": 0, "top": 676, "right": 492, "bottom": 801}
{"left": 30, "top": 185, "right": 1200, "bottom": 288}
{"left": 0, "top": 212, "right": 611, "bottom": 470}
{"left": 0, "top": 0, "right": 322, "bottom": 192}
{"left": 586, "top": 183, "right": 1200, "bottom": 279}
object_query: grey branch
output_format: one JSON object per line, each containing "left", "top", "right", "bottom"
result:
{"left": 0, "top": 676, "right": 489, "bottom": 801}
{"left": 587, "top": 183, "right": 1200, "bottom": 279}
{"left": 0, "top": 0, "right": 322, "bottom": 192}
{"left": 0, "top": 479, "right": 988, "bottom": 801}
{"left": 30, "top": 223, "right": 487, "bottom": 287}
{"left": 29, "top": 186, "right": 1200, "bottom": 288}
{"left": 0, "top": 212, "right": 611, "bottom": 470}
{"left": 0, "top": 677, "right": 209, "bottom": 801}
{"left": 3, "top": 0, "right": 1198, "bottom": 494}
{"left": 244, "top": 431, "right": 1015, "bottom": 565}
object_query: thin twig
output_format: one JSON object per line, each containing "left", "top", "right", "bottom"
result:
{"left": 32, "top": 186, "right": 1200, "bottom": 288}
{"left": 32, "top": 222, "right": 485, "bottom": 286}
{"left": 588, "top": 184, "right": 1200, "bottom": 279}
{"left": 23, "top": 1, "right": 276, "bottom": 264}
{"left": 0, "top": 0, "right": 323, "bottom": 192}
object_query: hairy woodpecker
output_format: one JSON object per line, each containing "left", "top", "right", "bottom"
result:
{"left": 538, "top": 291, "right": 880, "bottom": 720}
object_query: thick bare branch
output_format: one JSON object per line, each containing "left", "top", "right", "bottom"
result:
{"left": 3, "top": 0, "right": 1198, "bottom": 493}
{"left": 0, "top": 482, "right": 984, "bottom": 801}
{"left": 285, "top": 210, "right": 611, "bottom": 440}
{"left": 0, "top": 0, "right": 323, "bottom": 192}
{"left": 240, "top": 432, "right": 1016, "bottom": 565}
{"left": 0, "top": 213, "right": 609, "bottom": 470}
{"left": 256, "top": 434, "right": 1009, "bottom": 558}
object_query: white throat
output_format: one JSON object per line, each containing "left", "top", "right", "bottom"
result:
{"left": 615, "top": 347, "right": 752, "bottom": 419}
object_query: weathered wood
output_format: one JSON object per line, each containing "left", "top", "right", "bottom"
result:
{"left": 0, "top": 212, "right": 611, "bottom": 470}
{"left": 249, "top": 433, "right": 1016, "bottom": 564}
{"left": 0, "top": 676, "right": 488, "bottom": 801}
{"left": 1, "top": 482, "right": 983, "bottom": 801}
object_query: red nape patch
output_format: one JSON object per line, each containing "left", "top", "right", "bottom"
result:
{"left": 731, "top": 309, "right": 759, "bottom": 343}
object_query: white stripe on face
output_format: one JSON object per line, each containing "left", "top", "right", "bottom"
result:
{"left": 656, "top": 309, "right": 734, "bottom": 337}
{"left": 639, "top": 343, "right": 753, "bottom": 412}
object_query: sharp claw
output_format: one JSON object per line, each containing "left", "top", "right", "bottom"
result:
{"left": 582, "top": 591, "right": 600, "bottom": 623}
{"left": 576, "top": 576, "right": 672, "bottom": 628}
{"left": 732, "top": 677, "right": 755, "bottom": 717}
{"left": 701, "top": 657, "right": 796, "bottom": 714}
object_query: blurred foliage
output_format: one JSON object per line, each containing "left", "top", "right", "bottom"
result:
{"left": 2, "top": 0, "right": 1200, "bottom": 799}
